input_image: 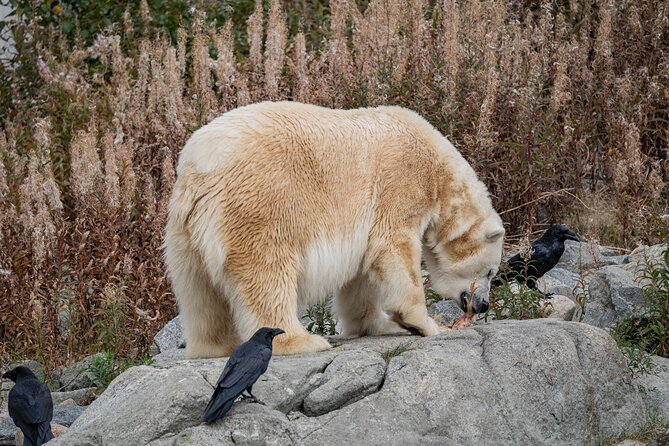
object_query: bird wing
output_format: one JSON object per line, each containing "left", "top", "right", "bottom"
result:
{"left": 528, "top": 242, "right": 559, "bottom": 277}
{"left": 216, "top": 345, "right": 271, "bottom": 391}
{"left": 8, "top": 380, "right": 53, "bottom": 426}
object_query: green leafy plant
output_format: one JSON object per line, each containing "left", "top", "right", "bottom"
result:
{"left": 303, "top": 300, "right": 338, "bottom": 336}
{"left": 87, "top": 351, "right": 154, "bottom": 390}
{"left": 489, "top": 272, "right": 552, "bottom": 321}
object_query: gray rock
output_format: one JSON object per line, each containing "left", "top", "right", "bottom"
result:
{"left": 151, "top": 347, "right": 188, "bottom": 367}
{"left": 209, "top": 355, "right": 335, "bottom": 414}
{"left": 53, "top": 404, "right": 87, "bottom": 427}
{"left": 545, "top": 295, "right": 577, "bottom": 321}
{"left": 603, "top": 255, "right": 628, "bottom": 265}
{"left": 326, "top": 334, "right": 420, "bottom": 355}
{"left": 599, "top": 246, "right": 626, "bottom": 257}
{"left": 150, "top": 350, "right": 336, "bottom": 415}
{"left": 153, "top": 315, "right": 185, "bottom": 353}
{"left": 635, "top": 355, "right": 669, "bottom": 422}
{"left": 626, "top": 244, "right": 668, "bottom": 268}
{"left": 428, "top": 299, "right": 464, "bottom": 326}
{"left": 0, "top": 417, "right": 16, "bottom": 446}
{"left": 50, "top": 366, "right": 212, "bottom": 446}
{"left": 146, "top": 404, "right": 302, "bottom": 446}
{"left": 303, "top": 351, "right": 386, "bottom": 416}
{"left": 536, "top": 267, "right": 580, "bottom": 298}
{"left": 59, "top": 353, "right": 106, "bottom": 391}
{"left": 51, "top": 387, "right": 97, "bottom": 406}
{"left": 557, "top": 241, "right": 624, "bottom": 273}
{"left": 583, "top": 265, "right": 648, "bottom": 329}
{"left": 53, "top": 320, "right": 650, "bottom": 446}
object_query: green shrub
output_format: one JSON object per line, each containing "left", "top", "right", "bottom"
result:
{"left": 87, "top": 350, "right": 154, "bottom": 390}
{"left": 489, "top": 272, "right": 551, "bottom": 321}
{"left": 303, "top": 300, "right": 338, "bottom": 336}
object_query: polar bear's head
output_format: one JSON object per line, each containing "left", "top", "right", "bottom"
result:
{"left": 422, "top": 214, "right": 505, "bottom": 314}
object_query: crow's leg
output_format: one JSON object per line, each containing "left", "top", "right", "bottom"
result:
{"left": 527, "top": 278, "right": 554, "bottom": 299}
{"left": 241, "top": 386, "right": 265, "bottom": 405}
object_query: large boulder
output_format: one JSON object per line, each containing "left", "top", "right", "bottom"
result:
{"left": 50, "top": 319, "right": 650, "bottom": 446}
{"left": 50, "top": 365, "right": 212, "bottom": 446}
{"left": 582, "top": 265, "right": 648, "bottom": 329}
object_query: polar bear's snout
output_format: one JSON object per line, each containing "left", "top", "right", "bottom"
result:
{"left": 459, "top": 285, "right": 491, "bottom": 314}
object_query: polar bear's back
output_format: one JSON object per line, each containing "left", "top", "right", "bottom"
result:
{"left": 176, "top": 101, "right": 444, "bottom": 177}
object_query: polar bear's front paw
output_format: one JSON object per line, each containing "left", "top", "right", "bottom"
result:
{"left": 272, "top": 333, "right": 332, "bottom": 356}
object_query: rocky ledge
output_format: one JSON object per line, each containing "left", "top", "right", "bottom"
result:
{"left": 51, "top": 319, "right": 650, "bottom": 446}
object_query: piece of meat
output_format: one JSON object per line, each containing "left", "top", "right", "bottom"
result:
{"left": 448, "top": 281, "right": 477, "bottom": 330}
{"left": 449, "top": 313, "right": 474, "bottom": 330}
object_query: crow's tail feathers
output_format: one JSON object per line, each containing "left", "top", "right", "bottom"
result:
{"left": 20, "top": 422, "right": 54, "bottom": 446}
{"left": 203, "top": 391, "right": 236, "bottom": 424}
{"left": 37, "top": 421, "right": 54, "bottom": 445}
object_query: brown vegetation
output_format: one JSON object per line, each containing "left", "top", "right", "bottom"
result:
{"left": 0, "top": 0, "right": 667, "bottom": 371}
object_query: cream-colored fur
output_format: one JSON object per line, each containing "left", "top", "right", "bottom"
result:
{"left": 164, "top": 101, "right": 504, "bottom": 358}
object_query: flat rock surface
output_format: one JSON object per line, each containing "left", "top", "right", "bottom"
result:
{"left": 50, "top": 320, "right": 651, "bottom": 446}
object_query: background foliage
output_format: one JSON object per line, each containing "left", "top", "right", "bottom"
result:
{"left": 0, "top": 0, "right": 667, "bottom": 372}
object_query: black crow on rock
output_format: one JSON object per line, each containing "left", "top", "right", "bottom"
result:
{"left": 493, "top": 225, "right": 580, "bottom": 293}
{"left": 203, "top": 327, "right": 285, "bottom": 424}
{"left": 3, "top": 366, "right": 54, "bottom": 446}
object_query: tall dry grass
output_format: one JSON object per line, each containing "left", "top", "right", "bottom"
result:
{"left": 0, "top": 0, "right": 667, "bottom": 371}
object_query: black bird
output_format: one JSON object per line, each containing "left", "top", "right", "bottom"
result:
{"left": 493, "top": 225, "right": 580, "bottom": 293}
{"left": 203, "top": 327, "right": 285, "bottom": 424}
{"left": 2, "top": 366, "right": 54, "bottom": 446}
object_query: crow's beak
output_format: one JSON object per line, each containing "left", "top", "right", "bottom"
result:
{"left": 565, "top": 231, "right": 580, "bottom": 242}
{"left": 272, "top": 328, "right": 286, "bottom": 337}
{"left": 1, "top": 372, "right": 9, "bottom": 380}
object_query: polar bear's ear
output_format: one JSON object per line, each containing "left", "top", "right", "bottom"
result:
{"left": 486, "top": 227, "right": 505, "bottom": 242}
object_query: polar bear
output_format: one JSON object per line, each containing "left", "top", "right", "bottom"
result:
{"left": 164, "top": 101, "right": 505, "bottom": 358}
